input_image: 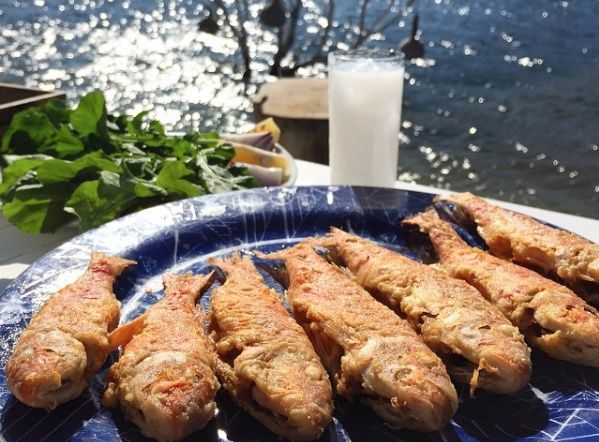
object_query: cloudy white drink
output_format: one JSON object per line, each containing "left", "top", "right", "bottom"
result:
{"left": 328, "top": 52, "right": 404, "bottom": 187}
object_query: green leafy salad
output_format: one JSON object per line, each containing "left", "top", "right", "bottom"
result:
{"left": 0, "top": 92, "right": 259, "bottom": 234}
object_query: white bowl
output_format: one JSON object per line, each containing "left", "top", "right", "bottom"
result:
{"left": 274, "top": 143, "right": 298, "bottom": 186}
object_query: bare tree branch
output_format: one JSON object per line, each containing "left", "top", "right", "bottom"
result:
{"left": 271, "top": 0, "right": 302, "bottom": 75}
{"left": 292, "top": 0, "right": 335, "bottom": 71}
{"left": 315, "top": 0, "right": 335, "bottom": 56}
{"left": 351, "top": 0, "right": 405, "bottom": 48}
{"left": 371, "top": 0, "right": 401, "bottom": 32}
{"left": 372, "top": 9, "right": 403, "bottom": 34}
{"left": 202, "top": 0, "right": 415, "bottom": 81}
{"left": 353, "top": 0, "right": 371, "bottom": 48}
{"left": 211, "top": 0, "right": 251, "bottom": 81}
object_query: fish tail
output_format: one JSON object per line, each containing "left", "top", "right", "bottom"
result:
{"left": 327, "top": 227, "right": 366, "bottom": 248}
{"left": 403, "top": 208, "right": 468, "bottom": 248}
{"left": 162, "top": 272, "right": 215, "bottom": 302}
{"left": 89, "top": 251, "right": 136, "bottom": 276}
{"left": 329, "top": 226, "right": 349, "bottom": 236}
{"left": 403, "top": 207, "right": 442, "bottom": 231}
{"left": 208, "top": 252, "right": 247, "bottom": 275}
{"left": 434, "top": 191, "right": 477, "bottom": 205}
{"left": 433, "top": 192, "right": 489, "bottom": 224}
{"left": 325, "top": 228, "right": 373, "bottom": 270}
{"left": 255, "top": 238, "right": 321, "bottom": 261}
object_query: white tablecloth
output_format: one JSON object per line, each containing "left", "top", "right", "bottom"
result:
{"left": 1, "top": 159, "right": 597, "bottom": 291}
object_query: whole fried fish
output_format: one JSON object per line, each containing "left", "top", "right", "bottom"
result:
{"left": 403, "top": 208, "right": 599, "bottom": 367}
{"left": 436, "top": 192, "right": 599, "bottom": 292}
{"left": 208, "top": 253, "right": 333, "bottom": 441}
{"left": 6, "top": 251, "right": 135, "bottom": 410}
{"left": 102, "top": 273, "right": 219, "bottom": 442}
{"left": 258, "top": 242, "right": 457, "bottom": 432}
{"left": 327, "top": 228, "right": 531, "bottom": 396}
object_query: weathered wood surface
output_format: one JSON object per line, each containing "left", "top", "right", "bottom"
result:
{"left": 0, "top": 82, "right": 66, "bottom": 134}
{"left": 253, "top": 78, "right": 329, "bottom": 165}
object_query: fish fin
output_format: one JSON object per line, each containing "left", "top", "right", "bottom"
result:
{"left": 108, "top": 314, "right": 146, "bottom": 350}
{"left": 429, "top": 263, "right": 449, "bottom": 274}
{"left": 255, "top": 261, "right": 290, "bottom": 289}
{"left": 102, "top": 366, "right": 119, "bottom": 408}
{"left": 195, "top": 304, "right": 209, "bottom": 323}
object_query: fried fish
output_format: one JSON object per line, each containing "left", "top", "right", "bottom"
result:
{"left": 6, "top": 251, "right": 135, "bottom": 410}
{"left": 403, "top": 208, "right": 599, "bottom": 367}
{"left": 208, "top": 253, "right": 333, "bottom": 441}
{"left": 258, "top": 242, "right": 458, "bottom": 432}
{"left": 102, "top": 273, "right": 219, "bottom": 442}
{"left": 327, "top": 228, "right": 531, "bottom": 396}
{"left": 436, "top": 192, "right": 599, "bottom": 292}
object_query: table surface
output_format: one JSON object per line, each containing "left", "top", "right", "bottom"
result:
{"left": 1, "top": 159, "right": 597, "bottom": 292}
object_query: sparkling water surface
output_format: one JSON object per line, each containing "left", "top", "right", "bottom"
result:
{"left": 0, "top": 0, "right": 597, "bottom": 217}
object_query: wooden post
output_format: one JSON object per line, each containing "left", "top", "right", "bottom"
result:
{"left": 253, "top": 78, "right": 329, "bottom": 164}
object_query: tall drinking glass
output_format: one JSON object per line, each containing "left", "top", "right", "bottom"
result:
{"left": 328, "top": 50, "right": 404, "bottom": 187}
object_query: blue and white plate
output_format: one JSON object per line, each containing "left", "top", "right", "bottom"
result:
{"left": 1, "top": 186, "right": 597, "bottom": 442}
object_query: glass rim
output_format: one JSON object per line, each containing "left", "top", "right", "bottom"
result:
{"left": 328, "top": 48, "right": 404, "bottom": 63}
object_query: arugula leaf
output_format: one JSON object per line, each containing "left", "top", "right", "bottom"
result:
{"left": 196, "top": 150, "right": 255, "bottom": 194}
{"left": 54, "top": 126, "right": 85, "bottom": 157}
{"left": 0, "top": 91, "right": 259, "bottom": 234}
{"left": 2, "top": 183, "right": 76, "bottom": 233}
{"left": 1, "top": 108, "right": 57, "bottom": 155}
{"left": 0, "top": 156, "right": 52, "bottom": 194}
{"left": 132, "top": 180, "right": 166, "bottom": 198}
{"left": 98, "top": 169, "right": 164, "bottom": 199}
{"left": 149, "top": 119, "right": 165, "bottom": 136}
{"left": 40, "top": 99, "right": 71, "bottom": 127}
{"left": 36, "top": 152, "right": 121, "bottom": 184}
{"left": 156, "top": 161, "right": 203, "bottom": 198}
{"left": 65, "top": 180, "right": 130, "bottom": 231}
{"left": 70, "top": 91, "right": 108, "bottom": 138}
{"left": 208, "top": 144, "right": 236, "bottom": 167}
{"left": 184, "top": 131, "right": 220, "bottom": 148}
{"left": 127, "top": 111, "right": 150, "bottom": 136}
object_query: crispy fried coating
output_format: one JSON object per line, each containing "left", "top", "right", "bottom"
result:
{"left": 404, "top": 208, "right": 599, "bottom": 367}
{"left": 6, "top": 252, "right": 134, "bottom": 410}
{"left": 208, "top": 253, "right": 333, "bottom": 441}
{"left": 328, "top": 228, "right": 531, "bottom": 396}
{"left": 102, "top": 273, "right": 219, "bottom": 442}
{"left": 259, "top": 242, "right": 457, "bottom": 432}
{"left": 436, "top": 192, "right": 599, "bottom": 290}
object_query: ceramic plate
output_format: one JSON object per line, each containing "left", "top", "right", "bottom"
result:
{"left": 1, "top": 186, "right": 597, "bottom": 442}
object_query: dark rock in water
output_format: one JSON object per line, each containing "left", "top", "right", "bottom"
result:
{"left": 198, "top": 13, "right": 219, "bottom": 35}
{"left": 260, "top": 0, "right": 286, "bottom": 28}
{"left": 400, "top": 37, "right": 425, "bottom": 60}
{"left": 400, "top": 13, "right": 425, "bottom": 60}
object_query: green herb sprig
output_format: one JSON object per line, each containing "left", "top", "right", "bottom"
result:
{"left": 0, "top": 92, "right": 258, "bottom": 233}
